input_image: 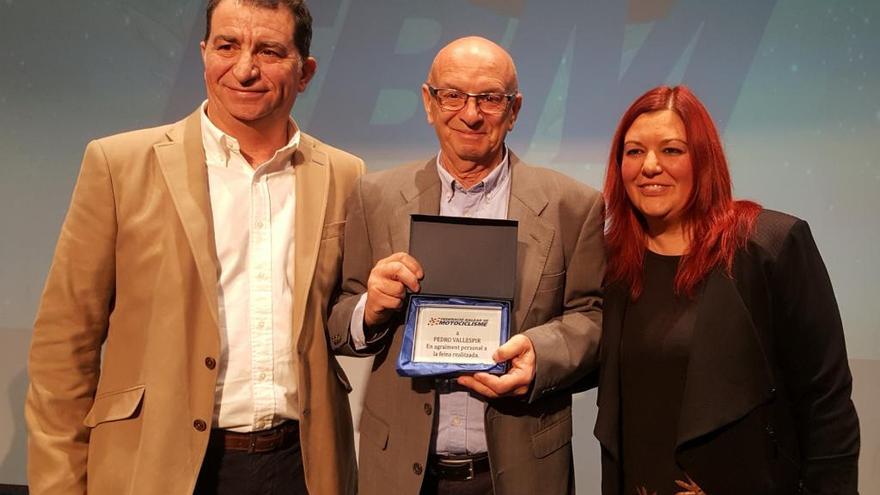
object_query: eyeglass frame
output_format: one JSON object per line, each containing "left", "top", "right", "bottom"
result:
{"left": 425, "top": 84, "right": 517, "bottom": 114}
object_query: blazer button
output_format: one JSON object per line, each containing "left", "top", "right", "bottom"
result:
{"left": 193, "top": 419, "right": 207, "bottom": 432}
{"left": 204, "top": 357, "right": 216, "bottom": 370}
{"left": 412, "top": 463, "right": 423, "bottom": 475}
{"left": 424, "top": 403, "right": 433, "bottom": 415}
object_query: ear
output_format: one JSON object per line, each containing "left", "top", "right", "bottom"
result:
{"left": 507, "top": 93, "right": 523, "bottom": 131}
{"left": 421, "top": 83, "right": 436, "bottom": 124}
{"left": 298, "top": 56, "right": 318, "bottom": 91}
{"left": 200, "top": 40, "right": 207, "bottom": 64}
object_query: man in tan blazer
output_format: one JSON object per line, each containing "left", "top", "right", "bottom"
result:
{"left": 25, "top": 1, "right": 360, "bottom": 494}
{"left": 327, "top": 37, "right": 604, "bottom": 495}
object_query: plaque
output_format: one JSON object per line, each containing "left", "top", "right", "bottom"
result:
{"left": 396, "top": 215, "right": 517, "bottom": 377}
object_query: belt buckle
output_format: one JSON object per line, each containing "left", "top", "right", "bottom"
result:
{"left": 462, "top": 459, "right": 475, "bottom": 481}
{"left": 439, "top": 456, "right": 475, "bottom": 481}
{"left": 435, "top": 377, "right": 464, "bottom": 393}
{"left": 434, "top": 378, "right": 451, "bottom": 393}
{"left": 249, "top": 433, "right": 258, "bottom": 453}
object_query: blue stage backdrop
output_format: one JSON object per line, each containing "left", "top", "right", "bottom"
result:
{"left": 1, "top": 0, "right": 878, "bottom": 491}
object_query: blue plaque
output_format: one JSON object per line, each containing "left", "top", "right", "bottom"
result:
{"left": 395, "top": 215, "right": 517, "bottom": 377}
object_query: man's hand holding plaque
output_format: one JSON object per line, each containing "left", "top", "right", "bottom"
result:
{"left": 364, "top": 252, "right": 424, "bottom": 329}
{"left": 367, "top": 250, "right": 535, "bottom": 396}
{"left": 457, "top": 334, "right": 536, "bottom": 397}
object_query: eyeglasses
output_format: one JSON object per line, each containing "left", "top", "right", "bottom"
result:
{"left": 426, "top": 85, "right": 516, "bottom": 114}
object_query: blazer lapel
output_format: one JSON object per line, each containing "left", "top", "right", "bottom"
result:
{"left": 395, "top": 155, "right": 553, "bottom": 334}
{"left": 594, "top": 269, "right": 775, "bottom": 460}
{"left": 507, "top": 155, "right": 554, "bottom": 334}
{"left": 154, "top": 110, "right": 220, "bottom": 327}
{"left": 292, "top": 135, "right": 329, "bottom": 349}
{"left": 594, "top": 270, "right": 775, "bottom": 460}
{"left": 390, "top": 159, "right": 440, "bottom": 253}
{"left": 676, "top": 270, "right": 773, "bottom": 448}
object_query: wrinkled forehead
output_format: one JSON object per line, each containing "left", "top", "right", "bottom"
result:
{"left": 208, "top": 0, "right": 296, "bottom": 45}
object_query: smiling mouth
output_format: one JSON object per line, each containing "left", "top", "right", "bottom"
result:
{"left": 225, "top": 87, "right": 267, "bottom": 96}
{"left": 453, "top": 129, "right": 486, "bottom": 137}
{"left": 638, "top": 184, "right": 673, "bottom": 194}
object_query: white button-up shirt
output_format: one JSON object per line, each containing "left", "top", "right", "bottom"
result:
{"left": 200, "top": 102, "right": 300, "bottom": 432}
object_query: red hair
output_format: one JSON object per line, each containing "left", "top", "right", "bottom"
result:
{"left": 604, "top": 85, "right": 761, "bottom": 299}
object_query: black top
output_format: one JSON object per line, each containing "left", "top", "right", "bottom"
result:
{"left": 595, "top": 210, "right": 859, "bottom": 495}
{"left": 621, "top": 251, "right": 699, "bottom": 494}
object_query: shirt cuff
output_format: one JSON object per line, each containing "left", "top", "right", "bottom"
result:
{"left": 350, "top": 293, "right": 369, "bottom": 350}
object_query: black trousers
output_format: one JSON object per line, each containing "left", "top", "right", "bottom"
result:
{"left": 420, "top": 469, "right": 494, "bottom": 495}
{"left": 193, "top": 432, "right": 308, "bottom": 495}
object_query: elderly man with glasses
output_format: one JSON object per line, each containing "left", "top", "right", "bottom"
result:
{"left": 328, "top": 36, "right": 605, "bottom": 495}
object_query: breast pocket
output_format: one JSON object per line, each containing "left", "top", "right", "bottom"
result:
{"left": 536, "top": 270, "right": 566, "bottom": 293}
{"left": 528, "top": 270, "right": 567, "bottom": 325}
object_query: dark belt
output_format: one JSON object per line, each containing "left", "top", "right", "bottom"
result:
{"left": 434, "top": 377, "right": 469, "bottom": 393}
{"left": 208, "top": 420, "right": 299, "bottom": 454}
{"left": 428, "top": 452, "right": 490, "bottom": 481}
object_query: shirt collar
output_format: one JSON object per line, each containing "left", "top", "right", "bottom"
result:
{"left": 436, "top": 146, "right": 510, "bottom": 201}
{"left": 199, "top": 100, "right": 300, "bottom": 172}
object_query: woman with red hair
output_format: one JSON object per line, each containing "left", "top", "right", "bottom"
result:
{"left": 593, "top": 86, "right": 859, "bottom": 494}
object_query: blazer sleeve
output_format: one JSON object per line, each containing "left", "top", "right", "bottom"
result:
{"left": 327, "top": 176, "right": 392, "bottom": 356}
{"left": 772, "top": 219, "right": 860, "bottom": 493}
{"left": 525, "top": 190, "right": 605, "bottom": 402}
{"left": 25, "top": 140, "right": 117, "bottom": 494}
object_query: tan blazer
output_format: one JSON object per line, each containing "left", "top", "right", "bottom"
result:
{"left": 327, "top": 155, "right": 605, "bottom": 495}
{"left": 25, "top": 109, "right": 363, "bottom": 495}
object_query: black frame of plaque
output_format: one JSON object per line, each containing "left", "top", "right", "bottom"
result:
{"left": 396, "top": 214, "right": 518, "bottom": 377}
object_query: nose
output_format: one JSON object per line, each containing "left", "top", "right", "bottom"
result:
{"left": 457, "top": 95, "right": 484, "bottom": 127}
{"left": 231, "top": 52, "right": 259, "bottom": 84}
{"left": 641, "top": 150, "right": 662, "bottom": 177}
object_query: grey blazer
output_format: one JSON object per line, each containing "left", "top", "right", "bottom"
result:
{"left": 328, "top": 154, "right": 605, "bottom": 495}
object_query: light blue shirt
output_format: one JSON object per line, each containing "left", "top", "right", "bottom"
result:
{"left": 350, "top": 148, "right": 512, "bottom": 454}
{"left": 432, "top": 149, "right": 511, "bottom": 455}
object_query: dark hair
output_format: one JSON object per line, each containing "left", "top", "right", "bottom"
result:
{"left": 204, "top": 0, "right": 313, "bottom": 59}
{"left": 603, "top": 85, "right": 761, "bottom": 298}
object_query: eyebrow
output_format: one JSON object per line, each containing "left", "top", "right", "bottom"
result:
{"left": 213, "top": 35, "right": 290, "bottom": 52}
{"left": 436, "top": 84, "right": 509, "bottom": 94}
{"left": 623, "top": 138, "right": 688, "bottom": 146}
{"left": 256, "top": 41, "right": 289, "bottom": 52}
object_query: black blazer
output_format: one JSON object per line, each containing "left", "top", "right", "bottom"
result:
{"left": 594, "top": 210, "right": 860, "bottom": 494}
